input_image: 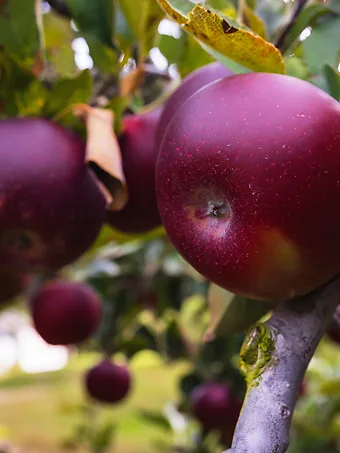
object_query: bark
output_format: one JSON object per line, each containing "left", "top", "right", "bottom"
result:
{"left": 226, "top": 275, "right": 340, "bottom": 453}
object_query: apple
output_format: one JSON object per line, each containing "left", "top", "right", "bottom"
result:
{"left": 85, "top": 359, "right": 131, "bottom": 404}
{"left": 156, "top": 61, "right": 233, "bottom": 147}
{"left": 30, "top": 280, "right": 102, "bottom": 345}
{"left": 191, "top": 382, "right": 241, "bottom": 431}
{"left": 298, "top": 381, "right": 307, "bottom": 399}
{"left": 106, "top": 106, "right": 164, "bottom": 234}
{"left": 156, "top": 73, "right": 340, "bottom": 301}
{"left": 0, "top": 117, "right": 106, "bottom": 273}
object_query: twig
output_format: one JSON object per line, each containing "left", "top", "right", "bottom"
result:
{"left": 46, "top": 0, "right": 72, "bottom": 19}
{"left": 226, "top": 274, "right": 340, "bottom": 453}
{"left": 274, "top": 0, "right": 309, "bottom": 54}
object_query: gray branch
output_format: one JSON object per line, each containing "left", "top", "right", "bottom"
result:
{"left": 226, "top": 275, "right": 340, "bottom": 453}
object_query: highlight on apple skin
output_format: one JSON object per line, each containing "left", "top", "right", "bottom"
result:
{"left": 107, "top": 106, "right": 163, "bottom": 234}
{"left": 156, "top": 61, "right": 233, "bottom": 147}
{"left": 0, "top": 117, "right": 107, "bottom": 274}
{"left": 85, "top": 359, "right": 132, "bottom": 404}
{"left": 156, "top": 72, "right": 340, "bottom": 301}
{"left": 30, "top": 280, "right": 102, "bottom": 346}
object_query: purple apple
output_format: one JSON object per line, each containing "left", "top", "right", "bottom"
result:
{"left": 85, "top": 359, "right": 131, "bottom": 404}
{"left": 156, "top": 61, "right": 233, "bottom": 147}
{"left": 107, "top": 106, "right": 163, "bottom": 234}
{"left": 156, "top": 73, "right": 340, "bottom": 301}
{"left": 31, "top": 280, "right": 102, "bottom": 345}
{"left": 0, "top": 117, "right": 106, "bottom": 273}
{"left": 191, "top": 382, "right": 241, "bottom": 431}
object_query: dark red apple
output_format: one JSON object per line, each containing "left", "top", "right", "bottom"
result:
{"left": 85, "top": 359, "right": 131, "bottom": 404}
{"left": 156, "top": 73, "right": 340, "bottom": 301}
{"left": 298, "top": 381, "right": 307, "bottom": 399}
{"left": 191, "top": 383, "right": 241, "bottom": 431}
{"left": 0, "top": 117, "right": 106, "bottom": 273}
{"left": 156, "top": 62, "right": 233, "bottom": 146}
{"left": 106, "top": 106, "right": 164, "bottom": 234}
{"left": 31, "top": 280, "right": 102, "bottom": 345}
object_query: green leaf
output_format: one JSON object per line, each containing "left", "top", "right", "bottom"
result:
{"left": 276, "top": 3, "right": 337, "bottom": 53}
{"left": 0, "top": 0, "right": 43, "bottom": 70}
{"left": 177, "top": 34, "right": 215, "bottom": 76}
{"left": 303, "top": 15, "right": 340, "bottom": 74}
{"left": 137, "top": 410, "right": 172, "bottom": 431}
{"left": 43, "top": 11, "right": 76, "bottom": 76}
{"left": 205, "top": 284, "right": 275, "bottom": 339}
{"left": 0, "top": 52, "right": 47, "bottom": 117}
{"left": 284, "top": 55, "right": 308, "bottom": 80}
{"left": 85, "top": 33, "right": 119, "bottom": 73}
{"left": 64, "top": 0, "right": 120, "bottom": 72}
{"left": 65, "top": 0, "right": 114, "bottom": 48}
{"left": 118, "top": 0, "right": 164, "bottom": 57}
{"left": 157, "top": 0, "right": 285, "bottom": 74}
{"left": 43, "top": 69, "right": 93, "bottom": 118}
{"left": 323, "top": 64, "right": 340, "bottom": 101}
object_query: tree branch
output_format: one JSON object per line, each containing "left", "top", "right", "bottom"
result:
{"left": 226, "top": 275, "right": 340, "bottom": 453}
{"left": 274, "top": 0, "right": 309, "bottom": 54}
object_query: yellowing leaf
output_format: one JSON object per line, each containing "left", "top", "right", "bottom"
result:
{"left": 157, "top": 0, "right": 285, "bottom": 74}
{"left": 73, "top": 105, "right": 128, "bottom": 211}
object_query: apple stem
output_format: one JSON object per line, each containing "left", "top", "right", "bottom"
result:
{"left": 226, "top": 274, "right": 340, "bottom": 453}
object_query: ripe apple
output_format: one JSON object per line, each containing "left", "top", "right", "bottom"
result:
{"left": 191, "top": 382, "right": 241, "bottom": 431}
{"left": 106, "top": 106, "right": 164, "bottom": 234}
{"left": 30, "top": 280, "right": 102, "bottom": 345}
{"left": 156, "top": 62, "right": 233, "bottom": 146}
{"left": 0, "top": 117, "right": 106, "bottom": 273}
{"left": 156, "top": 73, "right": 340, "bottom": 301}
{"left": 85, "top": 359, "right": 131, "bottom": 404}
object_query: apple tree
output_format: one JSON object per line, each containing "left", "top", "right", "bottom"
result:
{"left": 0, "top": 1, "right": 339, "bottom": 453}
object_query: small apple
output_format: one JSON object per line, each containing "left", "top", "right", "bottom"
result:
{"left": 106, "top": 106, "right": 164, "bottom": 234}
{"left": 0, "top": 117, "right": 106, "bottom": 273}
{"left": 191, "top": 382, "right": 241, "bottom": 431}
{"left": 30, "top": 280, "right": 102, "bottom": 345}
{"left": 298, "top": 381, "right": 307, "bottom": 399}
{"left": 85, "top": 359, "right": 131, "bottom": 404}
{"left": 156, "top": 73, "right": 340, "bottom": 301}
{"left": 156, "top": 62, "right": 233, "bottom": 146}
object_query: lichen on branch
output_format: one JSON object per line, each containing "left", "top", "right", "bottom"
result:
{"left": 226, "top": 275, "right": 340, "bottom": 453}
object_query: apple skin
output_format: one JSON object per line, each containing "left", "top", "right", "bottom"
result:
{"left": 0, "top": 117, "right": 106, "bottom": 273}
{"left": 31, "top": 280, "right": 102, "bottom": 345}
{"left": 156, "top": 62, "right": 233, "bottom": 147}
{"left": 156, "top": 73, "right": 340, "bottom": 301}
{"left": 85, "top": 359, "right": 131, "bottom": 404}
{"left": 191, "top": 383, "right": 241, "bottom": 432}
{"left": 106, "top": 106, "right": 164, "bottom": 234}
